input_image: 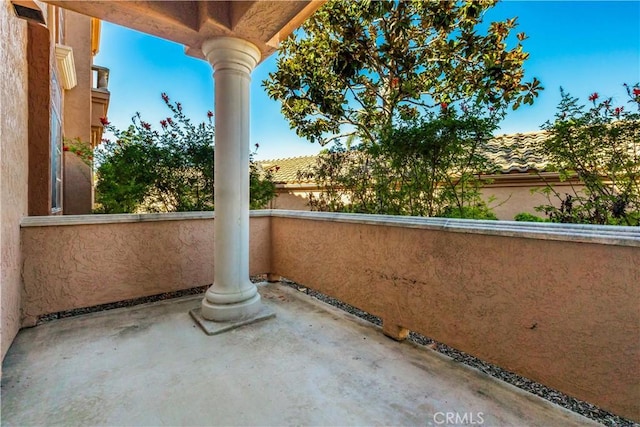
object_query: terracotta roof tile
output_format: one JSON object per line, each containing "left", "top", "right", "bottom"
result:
{"left": 484, "top": 130, "right": 551, "bottom": 173}
{"left": 260, "top": 130, "right": 551, "bottom": 184}
{"left": 260, "top": 155, "right": 318, "bottom": 183}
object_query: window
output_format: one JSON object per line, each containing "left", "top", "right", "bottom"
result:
{"left": 51, "top": 70, "right": 63, "bottom": 212}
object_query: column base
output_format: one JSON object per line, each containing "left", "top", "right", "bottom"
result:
{"left": 190, "top": 293, "right": 275, "bottom": 336}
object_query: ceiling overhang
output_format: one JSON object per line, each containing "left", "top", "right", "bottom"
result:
{"left": 45, "top": 1, "right": 324, "bottom": 62}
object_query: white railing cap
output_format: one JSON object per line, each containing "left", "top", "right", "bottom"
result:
{"left": 268, "top": 210, "right": 640, "bottom": 247}
{"left": 20, "top": 209, "right": 640, "bottom": 247}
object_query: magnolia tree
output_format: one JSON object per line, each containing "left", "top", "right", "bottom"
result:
{"left": 265, "top": 0, "right": 542, "bottom": 147}
{"left": 265, "top": 0, "right": 542, "bottom": 218}
{"left": 534, "top": 84, "right": 640, "bottom": 225}
{"left": 95, "top": 94, "right": 275, "bottom": 214}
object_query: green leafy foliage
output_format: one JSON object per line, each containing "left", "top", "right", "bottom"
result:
{"left": 535, "top": 84, "right": 640, "bottom": 225}
{"left": 298, "top": 106, "right": 499, "bottom": 219}
{"left": 514, "top": 212, "right": 548, "bottom": 222}
{"left": 63, "top": 137, "right": 94, "bottom": 165}
{"left": 249, "top": 152, "right": 278, "bottom": 210}
{"left": 94, "top": 95, "right": 275, "bottom": 214}
{"left": 265, "top": 0, "right": 542, "bottom": 146}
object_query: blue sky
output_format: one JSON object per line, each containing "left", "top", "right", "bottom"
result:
{"left": 95, "top": 1, "right": 640, "bottom": 161}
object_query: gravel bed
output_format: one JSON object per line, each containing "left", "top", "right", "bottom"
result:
{"left": 35, "top": 278, "right": 637, "bottom": 426}
{"left": 36, "top": 285, "right": 210, "bottom": 325}
{"left": 279, "top": 279, "right": 638, "bottom": 427}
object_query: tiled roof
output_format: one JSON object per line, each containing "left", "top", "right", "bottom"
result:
{"left": 484, "top": 130, "right": 551, "bottom": 173}
{"left": 260, "top": 156, "right": 318, "bottom": 183}
{"left": 260, "top": 130, "right": 551, "bottom": 184}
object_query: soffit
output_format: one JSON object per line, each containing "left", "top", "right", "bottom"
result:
{"left": 44, "top": 1, "right": 324, "bottom": 61}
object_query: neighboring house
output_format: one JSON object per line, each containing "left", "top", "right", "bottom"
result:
{"left": 62, "top": 10, "right": 110, "bottom": 215}
{"left": 3, "top": 0, "right": 110, "bottom": 217}
{"left": 261, "top": 130, "right": 584, "bottom": 220}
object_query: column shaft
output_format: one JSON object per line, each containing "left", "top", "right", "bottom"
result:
{"left": 201, "top": 37, "right": 262, "bottom": 321}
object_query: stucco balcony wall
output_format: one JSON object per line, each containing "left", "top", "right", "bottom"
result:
{"left": 269, "top": 211, "right": 640, "bottom": 421}
{"left": 20, "top": 212, "right": 271, "bottom": 323}
{"left": 18, "top": 210, "right": 640, "bottom": 421}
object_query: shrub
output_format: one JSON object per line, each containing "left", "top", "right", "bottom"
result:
{"left": 94, "top": 94, "right": 274, "bottom": 213}
{"left": 514, "top": 212, "right": 548, "bottom": 222}
{"left": 534, "top": 84, "right": 640, "bottom": 226}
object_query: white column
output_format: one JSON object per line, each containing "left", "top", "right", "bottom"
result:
{"left": 201, "top": 37, "right": 262, "bottom": 321}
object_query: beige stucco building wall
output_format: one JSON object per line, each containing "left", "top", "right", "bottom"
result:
{"left": 270, "top": 185, "right": 561, "bottom": 220}
{"left": 481, "top": 179, "right": 586, "bottom": 220}
{"left": 26, "top": 12, "right": 53, "bottom": 217}
{"left": 268, "top": 175, "right": 585, "bottom": 221}
{"left": 269, "top": 187, "right": 316, "bottom": 211}
{"left": 63, "top": 11, "right": 93, "bottom": 214}
{"left": 482, "top": 184, "right": 552, "bottom": 219}
{"left": 0, "top": 0, "right": 29, "bottom": 362}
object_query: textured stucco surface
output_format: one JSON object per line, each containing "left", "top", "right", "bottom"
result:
{"left": 27, "top": 20, "right": 52, "bottom": 216}
{"left": 270, "top": 188, "right": 314, "bottom": 210}
{"left": 482, "top": 182, "right": 586, "bottom": 220}
{"left": 21, "top": 216, "right": 271, "bottom": 319}
{"left": 0, "top": 2, "right": 29, "bottom": 362}
{"left": 270, "top": 216, "right": 640, "bottom": 421}
{"left": 63, "top": 11, "right": 93, "bottom": 215}
{"left": 269, "top": 183, "right": 586, "bottom": 220}
{"left": 63, "top": 152, "right": 92, "bottom": 214}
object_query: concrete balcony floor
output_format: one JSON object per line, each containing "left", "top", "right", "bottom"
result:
{"left": 2, "top": 283, "right": 596, "bottom": 426}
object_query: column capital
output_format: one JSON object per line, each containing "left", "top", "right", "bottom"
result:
{"left": 202, "top": 37, "right": 261, "bottom": 74}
